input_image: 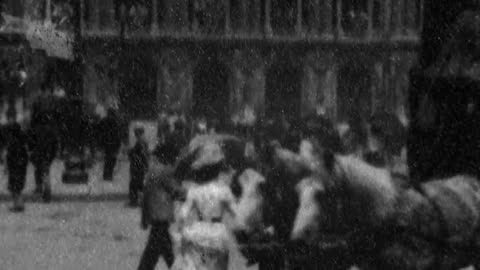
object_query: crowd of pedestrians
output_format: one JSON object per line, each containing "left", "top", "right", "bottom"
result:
{"left": 0, "top": 84, "right": 128, "bottom": 212}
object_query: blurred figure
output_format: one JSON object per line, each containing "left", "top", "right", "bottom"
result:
{"left": 98, "top": 108, "right": 122, "bottom": 181}
{"left": 27, "top": 115, "right": 57, "bottom": 202}
{"left": 153, "top": 118, "right": 177, "bottom": 166}
{"left": 194, "top": 116, "right": 208, "bottom": 135}
{"left": 139, "top": 165, "right": 185, "bottom": 270}
{"left": 127, "top": 127, "right": 149, "bottom": 207}
{"left": 5, "top": 112, "right": 28, "bottom": 212}
{"left": 30, "top": 83, "right": 52, "bottom": 129}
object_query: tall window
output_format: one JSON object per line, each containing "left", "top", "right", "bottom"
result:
{"left": 372, "top": 0, "right": 383, "bottom": 33}
{"left": 163, "top": 0, "right": 189, "bottom": 31}
{"left": 85, "top": 0, "right": 96, "bottom": 29}
{"left": 51, "top": 0, "right": 75, "bottom": 32}
{"left": 4, "top": 0, "right": 25, "bottom": 17}
{"left": 123, "top": 0, "right": 152, "bottom": 33}
{"left": 192, "top": 0, "right": 226, "bottom": 34}
{"left": 230, "top": 0, "right": 261, "bottom": 34}
{"left": 341, "top": 0, "right": 369, "bottom": 37}
{"left": 98, "top": 0, "right": 115, "bottom": 30}
{"left": 404, "top": 0, "right": 421, "bottom": 35}
{"left": 25, "top": 0, "right": 46, "bottom": 21}
{"left": 302, "top": 0, "right": 321, "bottom": 34}
{"left": 270, "top": 0, "right": 297, "bottom": 35}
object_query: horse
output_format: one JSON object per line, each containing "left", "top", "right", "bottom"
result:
{"left": 290, "top": 147, "right": 480, "bottom": 270}
{"left": 231, "top": 138, "right": 329, "bottom": 270}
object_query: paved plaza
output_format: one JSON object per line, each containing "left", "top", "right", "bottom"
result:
{"left": 0, "top": 156, "right": 254, "bottom": 270}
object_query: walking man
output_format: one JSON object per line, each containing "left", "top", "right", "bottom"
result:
{"left": 5, "top": 112, "right": 28, "bottom": 212}
{"left": 27, "top": 115, "right": 58, "bottom": 202}
{"left": 127, "top": 127, "right": 149, "bottom": 207}
{"left": 138, "top": 163, "right": 185, "bottom": 270}
{"left": 98, "top": 108, "right": 122, "bottom": 181}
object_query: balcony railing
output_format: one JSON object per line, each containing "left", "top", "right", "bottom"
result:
{"left": 80, "top": 0, "right": 423, "bottom": 43}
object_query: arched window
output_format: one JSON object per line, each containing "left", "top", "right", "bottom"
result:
{"left": 163, "top": 0, "right": 189, "bottom": 32}
{"left": 98, "top": 0, "right": 115, "bottom": 30}
{"left": 270, "top": 0, "right": 297, "bottom": 35}
{"left": 123, "top": 0, "right": 152, "bottom": 33}
{"left": 340, "top": 0, "right": 369, "bottom": 37}
{"left": 4, "top": 0, "right": 25, "bottom": 17}
{"left": 191, "top": 0, "right": 226, "bottom": 34}
{"left": 404, "top": 0, "right": 422, "bottom": 35}
{"left": 192, "top": 57, "right": 229, "bottom": 119}
{"left": 230, "top": 0, "right": 261, "bottom": 34}
{"left": 302, "top": 0, "right": 322, "bottom": 35}
{"left": 337, "top": 65, "right": 372, "bottom": 122}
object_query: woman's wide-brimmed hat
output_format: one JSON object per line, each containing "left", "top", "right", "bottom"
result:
{"left": 175, "top": 134, "right": 252, "bottom": 182}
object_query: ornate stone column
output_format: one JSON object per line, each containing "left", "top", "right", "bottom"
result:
{"left": 319, "top": 0, "right": 333, "bottom": 37}
{"left": 296, "top": 0, "right": 303, "bottom": 35}
{"left": 252, "top": 0, "right": 261, "bottom": 34}
{"left": 265, "top": 0, "right": 272, "bottom": 36}
{"left": 45, "top": 0, "right": 52, "bottom": 25}
{"left": 94, "top": 0, "right": 101, "bottom": 30}
{"left": 336, "top": 0, "right": 344, "bottom": 38}
{"left": 225, "top": 0, "right": 231, "bottom": 34}
{"left": 384, "top": 0, "right": 392, "bottom": 38}
{"left": 392, "top": 0, "right": 405, "bottom": 38}
{"left": 80, "top": 0, "right": 85, "bottom": 35}
{"left": 367, "top": 0, "right": 374, "bottom": 39}
{"left": 151, "top": 0, "right": 160, "bottom": 34}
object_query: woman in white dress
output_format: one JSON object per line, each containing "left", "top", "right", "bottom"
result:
{"left": 171, "top": 138, "right": 238, "bottom": 270}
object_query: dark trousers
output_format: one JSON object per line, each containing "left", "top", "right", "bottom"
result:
{"left": 103, "top": 151, "right": 117, "bottom": 180}
{"left": 34, "top": 162, "right": 52, "bottom": 201}
{"left": 129, "top": 171, "right": 145, "bottom": 204}
{"left": 138, "top": 222, "right": 174, "bottom": 270}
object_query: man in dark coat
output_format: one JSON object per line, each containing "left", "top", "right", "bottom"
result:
{"left": 138, "top": 163, "right": 185, "bottom": 270}
{"left": 5, "top": 113, "right": 28, "bottom": 212}
{"left": 128, "top": 127, "right": 149, "bottom": 207}
{"left": 30, "top": 83, "right": 53, "bottom": 129}
{"left": 27, "top": 115, "right": 58, "bottom": 202}
{"left": 98, "top": 108, "right": 122, "bottom": 181}
{"left": 153, "top": 119, "right": 186, "bottom": 166}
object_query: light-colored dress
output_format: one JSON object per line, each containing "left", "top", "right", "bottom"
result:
{"left": 172, "top": 176, "right": 236, "bottom": 270}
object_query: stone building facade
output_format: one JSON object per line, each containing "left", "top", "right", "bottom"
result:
{"left": 80, "top": 0, "right": 422, "bottom": 124}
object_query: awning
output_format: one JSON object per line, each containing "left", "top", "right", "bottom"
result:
{"left": 0, "top": 14, "right": 74, "bottom": 60}
{"left": 26, "top": 22, "right": 74, "bottom": 60}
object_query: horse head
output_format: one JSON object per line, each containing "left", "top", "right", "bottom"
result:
{"left": 290, "top": 149, "right": 400, "bottom": 245}
{"left": 231, "top": 139, "right": 318, "bottom": 245}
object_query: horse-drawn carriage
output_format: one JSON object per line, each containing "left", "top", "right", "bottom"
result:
{"left": 166, "top": 10, "right": 480, "bottom": 269}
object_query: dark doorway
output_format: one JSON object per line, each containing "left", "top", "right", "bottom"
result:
{"left": 337, "top": 65, "right": 372, "bottom": 122}
{"left": 265, "top": 62, "right": 302, "bottom": 119}
{"left": 192, "top": 57, "right": 229, "bottom": 120}
{"left": 119, "top": 57, "right": 157, "bottom": 120}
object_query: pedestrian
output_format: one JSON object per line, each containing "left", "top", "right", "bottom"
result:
{"left": 5, "top": 113, "right": 28, "bottom": 212}
{"left": 153, "top": 120, "right": 175, "bottom": 165}
{"left": 30, "top": 83, "right": 51, "bottom": 129}
{"left": 27, "top": 115, "right": 57, "bottom": 203}
{"left": 194, "top": 116, "right": 208, "bottom": 135}
{"left": 127, "top": 127, "right": 149, "bottom": 207}
{"left": 98, "top": 108, "right": 122, "bottom": 181}
{"left": 138, "top": 164, "right": 185, "bottom": 270}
